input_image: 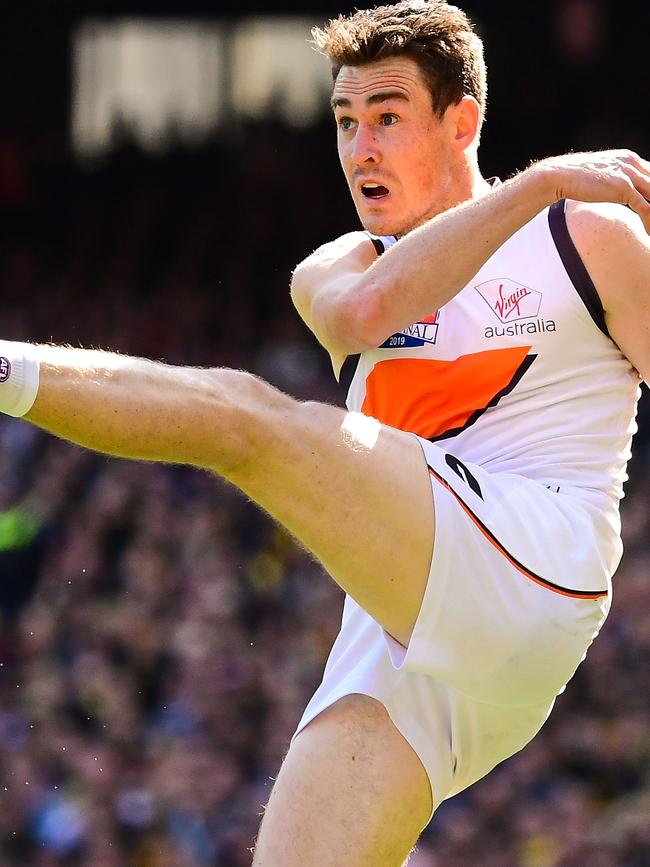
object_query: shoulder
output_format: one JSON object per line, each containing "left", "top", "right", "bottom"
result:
{"left": 564, "top": 200, "right": 650, "bottom": 314}
{"left": 564, "top": 200, "right": 649, "bottom": 270}
{"left": 564, "top": 200, "right": 650, "bottom": 377}
{"left": 565, "top": 199, "right": 646, "bottom": 246}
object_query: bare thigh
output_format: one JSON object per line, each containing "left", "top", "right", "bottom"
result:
{"left": 252, "top": 694, "right": 432, "bottom": 867}
{"left": 224, "top": 379, "right": 435, "bottom": 647}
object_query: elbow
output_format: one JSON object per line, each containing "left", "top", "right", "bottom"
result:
{"left": 289, "top": 262, "right": 307, "bottom": 305}
{"left": 345, "top": 282, "right": 393, "bottom": 350}
{"left": 293, "top": 262, "right": 395, "bottom": 354}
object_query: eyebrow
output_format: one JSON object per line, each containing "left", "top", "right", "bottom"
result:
{"left": 330, "top": 91, "right": 410, "bottom": 110}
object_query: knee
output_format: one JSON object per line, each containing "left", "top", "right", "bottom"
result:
{"left": 317, "top": 693, "right": 389, "bottom": 734}
{"left": 303, "top": 695, "right": 402, "bottom": 762}
{"left": 205, "top": 368, "right": 299, "bottom": 473}
{"left": 295, "top": 695, "right": 433, "bottom": 828}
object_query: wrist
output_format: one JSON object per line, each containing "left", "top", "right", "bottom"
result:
{"left": 518, "top": 161, "right": 562, "bottom": 209}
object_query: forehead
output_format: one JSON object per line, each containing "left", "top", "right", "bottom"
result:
{"left": 332, "top": 56, "right": 429, "bottom": 107}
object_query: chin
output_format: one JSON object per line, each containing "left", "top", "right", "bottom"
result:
{"left": 359, "top": 205, "right": 420, "bottom": 239}
{"left": 361, "top": 215, "right": 404, "bottom": 238}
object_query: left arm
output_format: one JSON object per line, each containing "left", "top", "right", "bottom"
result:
{"left": 565, "top": 201, "right": 650, "bottom": 380}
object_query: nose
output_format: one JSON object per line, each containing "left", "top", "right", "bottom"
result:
{"left": 349, "top": 123, "right": 381, "bottom": 167}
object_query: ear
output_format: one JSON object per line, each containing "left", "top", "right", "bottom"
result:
{"left": 449, "top": 95, "right": 481, "bottom": 153}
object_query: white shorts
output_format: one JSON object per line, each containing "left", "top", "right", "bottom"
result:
{"left": 294, "top": 438, "right": 613, "bottom": 816}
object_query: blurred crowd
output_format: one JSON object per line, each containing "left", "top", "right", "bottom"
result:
{"left": 1, "top": 3, "right": 650, "bottom": 860}
{"left": 0, "top": 119, "right": 354, "bottom": 867}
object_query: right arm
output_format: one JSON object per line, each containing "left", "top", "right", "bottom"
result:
{"left": 291, "top": 150, "right": 650, "bottom": 372}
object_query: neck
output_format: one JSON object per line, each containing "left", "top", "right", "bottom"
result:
{"left": 444, "top": 154, "right": 492, "bottom": 212}
{"left": 395, "top": 161, "right": 489, "bottom": 238}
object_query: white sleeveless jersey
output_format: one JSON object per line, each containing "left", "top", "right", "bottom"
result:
{"left": 345, "top": 200, "right": 641, "bottom": 573}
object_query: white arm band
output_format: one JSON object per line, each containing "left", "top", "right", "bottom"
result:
{"left": 0, "top": 341, "right": 41, "bottom": 418}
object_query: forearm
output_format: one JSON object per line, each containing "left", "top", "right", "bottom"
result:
{"left": 19, "top": 345, "right": 238, "bottom": 470}
{"left": 357, "top": 170, "right": 553, "bottom": 343}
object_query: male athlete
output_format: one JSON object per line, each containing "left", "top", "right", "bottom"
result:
{"left": 2, "top": 1, "right": 650, "bottom": 864}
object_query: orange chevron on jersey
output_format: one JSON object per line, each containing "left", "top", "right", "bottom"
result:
{"left": 361, "top": 346, "right": 535, "bottom": 441}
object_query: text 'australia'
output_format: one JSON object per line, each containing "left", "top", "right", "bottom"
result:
{"left": 485, "top": 319, "right": 556, "bottom": 338}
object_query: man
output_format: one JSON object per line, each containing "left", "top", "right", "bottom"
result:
{"left": 1, "top": 1, "right": 650, "bottom": 863}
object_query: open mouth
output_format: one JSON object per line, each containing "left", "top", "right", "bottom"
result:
{"left": 361, "top": 183, "right": 389, "bottom": 199}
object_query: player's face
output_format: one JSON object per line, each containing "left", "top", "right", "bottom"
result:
{"left": 332, "top": 57, "right": 458, "bottom": 237}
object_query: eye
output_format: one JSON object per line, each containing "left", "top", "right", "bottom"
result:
{"left": 337, "top": 116, "right": 355, "bottom": 131}
{"left": 380, "top": 113, "right": 398, "bottom": 126}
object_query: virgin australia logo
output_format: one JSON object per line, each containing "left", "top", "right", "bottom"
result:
{"left": 475, "top": 279, "right": 542, "bottom": 323}
{"left": 380, "top": 311, "right": 440, "bottom": 349}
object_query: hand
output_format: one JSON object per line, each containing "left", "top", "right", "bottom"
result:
{"left": 528, "top": 150, "right": 650, "bottom": 233}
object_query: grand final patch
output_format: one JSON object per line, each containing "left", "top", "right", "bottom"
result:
{"left": 380, "top": 311, "right": 440, "bottom": 349}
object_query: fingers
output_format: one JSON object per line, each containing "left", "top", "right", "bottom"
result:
{"left": 580, "top": 150, "right": 650, "bottom": 232}
{"left": 622, "top": 149, "right": 650, "bottom": 176}
{"left": 618, "top": 150, "right": 650, "bottom": 189}
{"left": 617, "top": 158, "right": 650, "bottom": 233}
{"left": 624, "top": 184, "right": 650, "bottom": 235}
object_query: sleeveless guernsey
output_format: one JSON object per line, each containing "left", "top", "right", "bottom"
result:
{"left": 294, "top": 199, "right": 635, "bottom": 808}
{"left": 344, "top": 199, "right": 640, "bottom": 574}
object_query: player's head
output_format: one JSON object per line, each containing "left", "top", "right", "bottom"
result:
{"left": 313, "top": 1, "right": 486, "bottom": 125}
{"left": 312, "top": 1, "right": 487, "bottom": 236}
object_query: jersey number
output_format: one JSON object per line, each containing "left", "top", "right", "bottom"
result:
{"left": 444, "top": 453, "right": 484, "bottom": 500}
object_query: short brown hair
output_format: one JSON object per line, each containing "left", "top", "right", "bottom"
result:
{"left": 312, "top": 0, "right": 487, "bottom": 122}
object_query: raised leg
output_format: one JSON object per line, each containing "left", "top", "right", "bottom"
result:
{"left": 27, "top": 357, "right": 436, "bottom": 646}
{"left": 252, "top": 694, "right": 433, "bottom": 867}
{"left": 224, "top": 376, "right": 435, "bottom": 647}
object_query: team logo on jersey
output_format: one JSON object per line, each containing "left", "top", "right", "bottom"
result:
{"left": 475, "top": 279, "right": 542, "bottom": 323}
{"left": 380, "top": 311, "right": 440, "bottom": 349}
{"left": 0, "top": 357, "right": 11, "bottom": 383}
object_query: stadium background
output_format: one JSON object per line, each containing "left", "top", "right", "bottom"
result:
{"left": 1, "top": 1, "right": 649, "bottom": 864}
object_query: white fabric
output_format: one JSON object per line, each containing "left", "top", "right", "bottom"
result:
{"left": 0, "top": 341, "right": 41, "bottom": 418}
{"left": 294, "top": 204, "right": 634, "bottom": 815}
{"left": 351, "top": 205, "right": 640, "bottom": 578}
{"left": 295, "top": 441, "right": 611, "bottom": 814}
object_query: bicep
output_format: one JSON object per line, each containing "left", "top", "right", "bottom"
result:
{"left": 606, "top": 303, "right": 650, "bottom": 382}
{"left": 601, "top": 226, "right": 650, "bottom": 381}
{"left": 607, "top": 314, "right": 650, "bottom": 383}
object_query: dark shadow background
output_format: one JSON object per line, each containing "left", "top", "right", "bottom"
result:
{"left": 0, "top": 1, "right": 649, "bottom": 865}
